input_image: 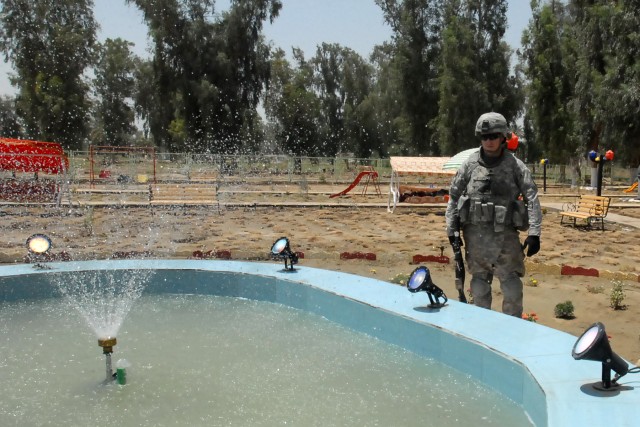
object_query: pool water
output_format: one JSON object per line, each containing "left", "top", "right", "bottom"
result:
{"left": 0, "top": 294, "right": 532, "bottom": 426}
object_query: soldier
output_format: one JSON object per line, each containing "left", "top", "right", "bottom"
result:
{"left": 445, "top": 112, "right": 542, "bottom": 317}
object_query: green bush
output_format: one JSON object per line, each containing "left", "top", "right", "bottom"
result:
{"left": 554, "top": 300, "right": 575, "bottom": 319}
{"left": 610, "top": 280, "right": 627, "bottom": 310}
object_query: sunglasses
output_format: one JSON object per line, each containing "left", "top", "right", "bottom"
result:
{"left": 480, "top": 133, "right": 502, "bottom": 141}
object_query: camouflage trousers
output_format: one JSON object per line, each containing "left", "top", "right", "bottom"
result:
{"left": 463, "top": 224, "right": 525, "bottom": 317}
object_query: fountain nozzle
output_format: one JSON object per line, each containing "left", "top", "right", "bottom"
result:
{"left": 98, "top": 337, "right": 118, "bottom": 382}
{"left": 98, "top": 337, "right": 117, "bottom": 354}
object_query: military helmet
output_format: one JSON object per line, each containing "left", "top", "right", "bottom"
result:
{"left": 475, "top": 112, "right": 509, "bottom": 137}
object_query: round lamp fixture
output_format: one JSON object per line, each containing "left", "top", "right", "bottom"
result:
{"left": 407, "top": 266, "right": 448, "bottom": 308}
{"left": 572, "top": 322, "right": 629, "bottom": 391}
{"left": 270, "top": 237, "right": 298, "bottom": 271}
{"left": 26, "top": 234, "right": 52, "bottom": 255}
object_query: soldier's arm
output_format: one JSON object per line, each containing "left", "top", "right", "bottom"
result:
{"left": 518, "top": 163, "right": 542, "bottom": 236}
{"left": 445, "top": 166, "right": 469, "bottom": 235}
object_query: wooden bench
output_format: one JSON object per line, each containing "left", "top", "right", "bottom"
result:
{"left": 560, "top": 195, "right": 611, "bottom": 231}
{"left": 149, "top": 183, "right": 217, "bottom": 206}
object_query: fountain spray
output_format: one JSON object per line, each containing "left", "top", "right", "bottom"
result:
{"left": 98, "top": 337, "right": 117, "bottom": 381}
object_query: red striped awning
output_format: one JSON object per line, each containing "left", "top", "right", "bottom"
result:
{"left": 390, "top": 157, "right": 455, "bottom": 176}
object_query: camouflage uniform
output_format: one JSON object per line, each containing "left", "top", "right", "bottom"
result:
{"left": 445, "top": 118, "right": 542, "bottom": 317}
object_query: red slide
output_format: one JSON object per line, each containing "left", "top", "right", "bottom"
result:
{"left": 329, "top": 170, "right": 378, "bottom": 198}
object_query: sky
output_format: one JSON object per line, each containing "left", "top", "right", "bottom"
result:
{"left": 0, "top": 0, "right": 533, "bottom": 96}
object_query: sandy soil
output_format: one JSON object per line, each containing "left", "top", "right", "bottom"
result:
{"left": 1, "top": 188, "right": 640, "bottom": 365}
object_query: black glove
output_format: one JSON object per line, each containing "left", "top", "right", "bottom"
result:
{"left": 448, "top": 235, "right": 463, "bottom": 247}
{"left": 522, "top": 235, "right": 540, "bottom": 257}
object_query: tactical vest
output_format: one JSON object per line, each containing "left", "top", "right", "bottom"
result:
{"left": 456, "top": 152, "right": 529, "bottom": 232}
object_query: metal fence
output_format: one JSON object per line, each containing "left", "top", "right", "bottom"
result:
{"left": 3, "top": 151, "right": 637, "bottom": 189}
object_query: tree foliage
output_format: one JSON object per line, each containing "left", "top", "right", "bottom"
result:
{"left": 522, "top": 0, "right": 640, "bottom": 166}
{"left": 92, "top": 38, "right": 138, "bottom": 146}
{"left": 0, "top": 0, "right": 637, "bottom": 168}
{"left": 436, "top": 0, "right": 522, "bottom": 155}
{"left": 263, "top": 48, "right": 323, "bottom": 156}
{"left": 377, "top": 0, "right": 444, "bottom": 155}
{"left": 0, "top": 0, "right": 97, "bottom": 149}
{"left": 520, "top": 0, "right": 575, "bottom": 163}
{"left": 0, "top": 95, "right": 22, "bottom": 137}
{"left": 126, "top": 0, "right": 281, "bottom": 153}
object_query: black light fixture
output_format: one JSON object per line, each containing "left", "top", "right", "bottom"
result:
{"left": 406, "top": 266, "right": 448, "bottom": 308}
{"left": 572, "top": 322, "right": 629, "bottom": 391}
{"left": 270, "top": 237, "right": 298, "bottom": 271}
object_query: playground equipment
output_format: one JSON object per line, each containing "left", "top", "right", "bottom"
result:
{"left": 623, "top": 182, "right": 638, "bottom": 193}
{"left": 588, "top": 149, "right": 614, "bottom": 196}
{"left": 89, "top": 145, "right": 156, "bottom": 187}
{"left": 0, "top": 137, "right": 68, "bottom": 174}
{"left": 0, "top": 137, "right": 69, "bottom": 204}
{"left": 329, "top": 166, "right": 381, "bottom": 198}
{"left": 540, "top": 158, "right": 549, "bottom": 193}
{"left": 387, "top": 157, "right": 454, "bottom": 212}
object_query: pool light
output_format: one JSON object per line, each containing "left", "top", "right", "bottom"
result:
{"left": 27, "top": 234, "right": 52, "bottom": 255}
{"left": 572, "top": 322, "right": 628, "bottom": 391}
{"left": 407, "top": 266, "right": 448, "bottom": 308}
{"left": 270, "top": 237, "right": 298, "bottom": 271}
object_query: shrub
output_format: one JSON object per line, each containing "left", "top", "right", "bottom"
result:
{"left": 522, "top": 312, "right": 538, "bottom": 322}
{"left": 586, "top": 284, "right": 605, "bottom": 294}
{"left": 610, "top": 280, "right": 627, "bottom": 310}
{"left": 554, "top": 301, "right": 575, "bottom": 319}
{"left": 389, "top": 273, "right": 410, "bottom": 286}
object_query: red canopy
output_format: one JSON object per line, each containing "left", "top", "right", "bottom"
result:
{"left": 0, "top": 137, "right": 69, "bottom": 174}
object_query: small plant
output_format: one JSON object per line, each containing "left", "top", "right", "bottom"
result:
{"left": 554, "top": 300, "right": 575, "bottom": 319}
{"left": 389, "top": 273, "right": 410, "bottom": 286}
{"left": 82, "top": 206, "right": 94, "bottom": 237}
{"left": 586, "top": 284, "right": 605, "bottom": 294}
{"left": 610, "top": 280, "right": 627, "bottom": 310}
{"left": 522, "top": 312, "right": 539, "bottom": 322}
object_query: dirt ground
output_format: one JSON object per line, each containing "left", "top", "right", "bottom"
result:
{"left": 1, "top": 188, "right": 640, "bottom": 365}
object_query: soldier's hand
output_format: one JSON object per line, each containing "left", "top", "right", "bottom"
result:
{"left": 522, "top": 235, "right": 540, "bottom": 257}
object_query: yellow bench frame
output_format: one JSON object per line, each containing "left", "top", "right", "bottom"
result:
{"left": 560, "top": 194, "right": 611, "bottom": 231}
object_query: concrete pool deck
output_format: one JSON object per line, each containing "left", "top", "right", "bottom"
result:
{"left": 1, "top": 259, "right": 638, "bottom": 426}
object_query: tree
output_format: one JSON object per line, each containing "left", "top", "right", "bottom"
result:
{"left": 0, "top": 0, "right": 97, "bottom": 149}
{"left": 435, "top": 0, "right": 481, "bottom": 155}
{"left": 366, "top": 43, "right": 407, "bottom": 156}
{"left": 376, "top": 0, "right": 444, "bottom": 155}
{"left": 0, "top": 95, "right": 22, "bottom": 137}
{"left": 592, "top": 1, "right": 640, "bottom": 166}
{"left": 92, "top": 38, "right": 138, "bottom": 146}
{"left": 521, "top": 0, "right": 576, "bottom": 163}
{"left": 437, "top": 0, "right": 522, "bottom": 155}
{"left": 310, "top": 43, "right": 373, "bottom": 157}
{"left": 127, "top": 0, "right": 282, "bottom": 153}
{"left": 263, "top": 48, "right": 323, "bottom": 156}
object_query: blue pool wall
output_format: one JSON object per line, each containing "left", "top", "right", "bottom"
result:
{"left": 1, "top": 259, "right": 639, "bottom": 427}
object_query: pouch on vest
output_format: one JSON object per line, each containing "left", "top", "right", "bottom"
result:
{"left": 512, "top": 199, "right": 529, "bottom": 231}
{"left": 494, "top": 205, "right": 507, "bottom": 232}
{"left": 457, "top": 195, "right": 470, "bottom": 224}
{"left": 472, "top": 201, "right": 494, "bottom": 223}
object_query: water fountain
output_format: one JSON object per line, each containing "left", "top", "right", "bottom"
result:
{"left": 1, "top": 259, "right": 638, "bottom": 426}
{"left": 52, "top": 268, "right": 153, "bottom": 381}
